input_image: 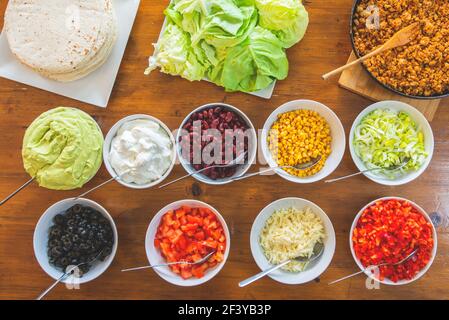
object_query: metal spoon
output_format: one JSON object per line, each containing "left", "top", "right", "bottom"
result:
{"left": 238, "top": 242, "right": 325, "bottom": 287}
{"left": 0, "top": 177, "right": 35, "bottom": 207}
{"left": 74, "top": 169, "right": 135, "bottom": 200}
{"left": 36, "top": 249, "right": 105, "bottom": 300}
{"left": 158, "top": 151, "right": 248, "bottom": 189}
{"left": 121, "top": 251, "right": 216, "bottom": 272}
{"left": 328, "top": 249, "right": 418, "bottom": 285}
{"left": 232, "top": 156, "right": 322, "bottom": 182}
{"left": 325, "top": 157, "right": 411, "bottom": 183}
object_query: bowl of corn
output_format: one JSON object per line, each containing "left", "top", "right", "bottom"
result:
{"left": 261, "top": 100, "right": 346, "bottom": 184}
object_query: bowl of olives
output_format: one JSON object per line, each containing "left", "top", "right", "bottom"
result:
{"left": 33, "top": 198, "right": 118, "bottom": 284}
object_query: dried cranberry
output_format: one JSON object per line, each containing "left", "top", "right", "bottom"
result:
{"left": 180, "top": 105, "right": 250, "bottom": 180}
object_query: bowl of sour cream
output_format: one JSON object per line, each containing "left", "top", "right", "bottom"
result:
{"left": 103, "top": 114, "right": 176, "bottom": 189}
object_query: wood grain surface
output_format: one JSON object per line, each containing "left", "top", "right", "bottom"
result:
{"left": 1, "top": 0, "right": 449, "bottom": 300}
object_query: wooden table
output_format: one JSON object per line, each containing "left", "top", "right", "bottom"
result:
{"left": 1, "top": 0, "right": 449, "bottom": 300}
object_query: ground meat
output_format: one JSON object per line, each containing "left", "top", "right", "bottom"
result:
{"left": 352, "top": 0, "right": 449, "bottom": 97}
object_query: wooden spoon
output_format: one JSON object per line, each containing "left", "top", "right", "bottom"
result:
{"left": 322, "top": 22, "right": 420, "bottom": 80}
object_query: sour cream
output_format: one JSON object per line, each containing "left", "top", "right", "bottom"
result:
{"left": 109, "top": 119, "right": 173, "bottom": 185}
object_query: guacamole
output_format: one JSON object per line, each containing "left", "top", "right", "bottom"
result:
{"left": 22, "top": 107, "right": 103, "bottom": 190}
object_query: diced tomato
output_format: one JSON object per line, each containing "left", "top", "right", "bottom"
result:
{"left": 194, "top": 231, "right": 205, "bottom": 241}
{"left": 180, "top": 269, "right": 193, "bottom": 279}
{"left": 187, "top": 215, "right": 203, "bottom": 225}
{"left": 181, "top": 223, "right": 198, "bottom": 232}
{"left": 177, "top": 235, "right": 188, "bottom": 250}
{"left": 154, "top": 205, "right": 227, "bottom": 280}
{"left": 191, "top": 263, "right": 209, "bottom": 278}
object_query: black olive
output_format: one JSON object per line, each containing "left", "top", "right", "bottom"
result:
{"left": 50, "top": 246, "right": 62, "bottom": 258}
{"left": 48, "top": 239, "right": 61, "bottom": 248}
{"left": 62, "top": 236, "right": 71, "bottom": 244}
{"left": 72, "top": 204, "right": 82, "bottom": 214}
{"left": 49, "top": 226, "right": 62, "bottom": 239}
{"left": 71, "top": 234, "right": 79, "bottom": 243}
{"left": 79, "top": 243, "right": 89, "bottom": 252}
{"left": 52, "top": 214, "right": 65, "bottom": 225}
{"left": 60, "top": 257, "right": 69, "bottom": 267}
{"left": 79, "top": 264, "right": 90, "bottom": 274}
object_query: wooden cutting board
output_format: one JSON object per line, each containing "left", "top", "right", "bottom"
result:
{"left": 338, "top": 52, "right": 447, "bottom": 121}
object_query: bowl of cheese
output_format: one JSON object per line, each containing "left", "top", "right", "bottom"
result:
{"left": 250, "top": 197, "right": 336, "bottom": 285}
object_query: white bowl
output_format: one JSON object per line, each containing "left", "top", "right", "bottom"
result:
{"left": 349, "top": 100, "right": 434, "bottom": 186}
{"left": 103, "top": 114, "right": 176, "bottom": 189}
{"left": 350, "top": 197, "right": 437, "bottom": 286}
{"left": 176, "top": 103, "right": 257, "bottom": 185}
{"left": 261, "top": 100, "right": 346, "bottom": 183}
{"left": 250, "top": 197, "right": 336, "bottom": 285}
{"left": 145, "top": 199, "right": 231, "bottom": 286}
{"left": 33, "top": 198, "right": 118, "bottom": 284}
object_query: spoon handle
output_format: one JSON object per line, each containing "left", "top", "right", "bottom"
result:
{"left": 75, "top": 176, "right": 118, "bottom": 199}
{"left": 239, "top": 260, "right": 291, "bottom": 287}
{"left": 328, "top": 270, "right": 366, "bottom": 285}
{"left": 121, "top": 261, "right": 187, "bottom": 272}
{"left": 0, "top": 177, "right": 34, "bottom": 206}
{"left": 232, "top": 167, "right": 278, "bottom": 181}
{"left": 36, "top": 272, "right": 69, "bottom": 300}
{"left": 325, "top": 167, "right": 382, "bottom": 183}
{"left": 322, "top": 46, "right": 384, "bottom": 80}
{"left": 158, "top": 171, "right": 198, "bottom": 189}
{"left": 324, "top": 171, "right": 365, "bottom": 183}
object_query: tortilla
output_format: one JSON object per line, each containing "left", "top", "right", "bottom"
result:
{"left": 4, "top": 0, "right": 117, "bottom": 82}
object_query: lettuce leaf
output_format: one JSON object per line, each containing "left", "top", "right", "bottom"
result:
{"left": 209, "top": 26, "right": 288, "bottom": 92}
{"left": 145, "top": 22, "right": 207, "bottom": 81}
{"left": 178, "top": 0, "right": 258, "bottom": 48}
{"left": 256, "top": 0, "right": 309, "bottom": 48}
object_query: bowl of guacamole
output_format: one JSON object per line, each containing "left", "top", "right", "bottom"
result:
{"left": 22, "top": 107, "right": 104, "bottom": 190}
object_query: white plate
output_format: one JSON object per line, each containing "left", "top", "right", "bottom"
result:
{"left": 153, "top": 2, "right": 275, "bottom": 99}
{"left": 250, "top": 197, "right": 336, "bottom": 285}
{"left": 261, "top": 100, "right": 346, "bottom": 183}
{"left": 349, "top": 101, "right": 434, "bottom": 186}
{"left": 0, "top": 0, "right": 140, "bottom": 108}
{"left": 145, "top": 199, "right": 231, "bottom": 286}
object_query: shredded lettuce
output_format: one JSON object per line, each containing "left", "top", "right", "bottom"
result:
{"left": 353, "top": 108, "right": 428, "bottom": 179}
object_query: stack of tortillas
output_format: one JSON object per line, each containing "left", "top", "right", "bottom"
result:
{"left": 4, "top": 0, "right": 117, "bottom": 82}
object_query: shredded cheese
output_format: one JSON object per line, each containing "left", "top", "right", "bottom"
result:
{"left": 259, "top": 207, "right": 325, "bottom": 272}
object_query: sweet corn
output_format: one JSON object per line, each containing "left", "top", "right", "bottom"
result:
{"left": 268, "top": 109, "right": 332, "bottom": 177}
